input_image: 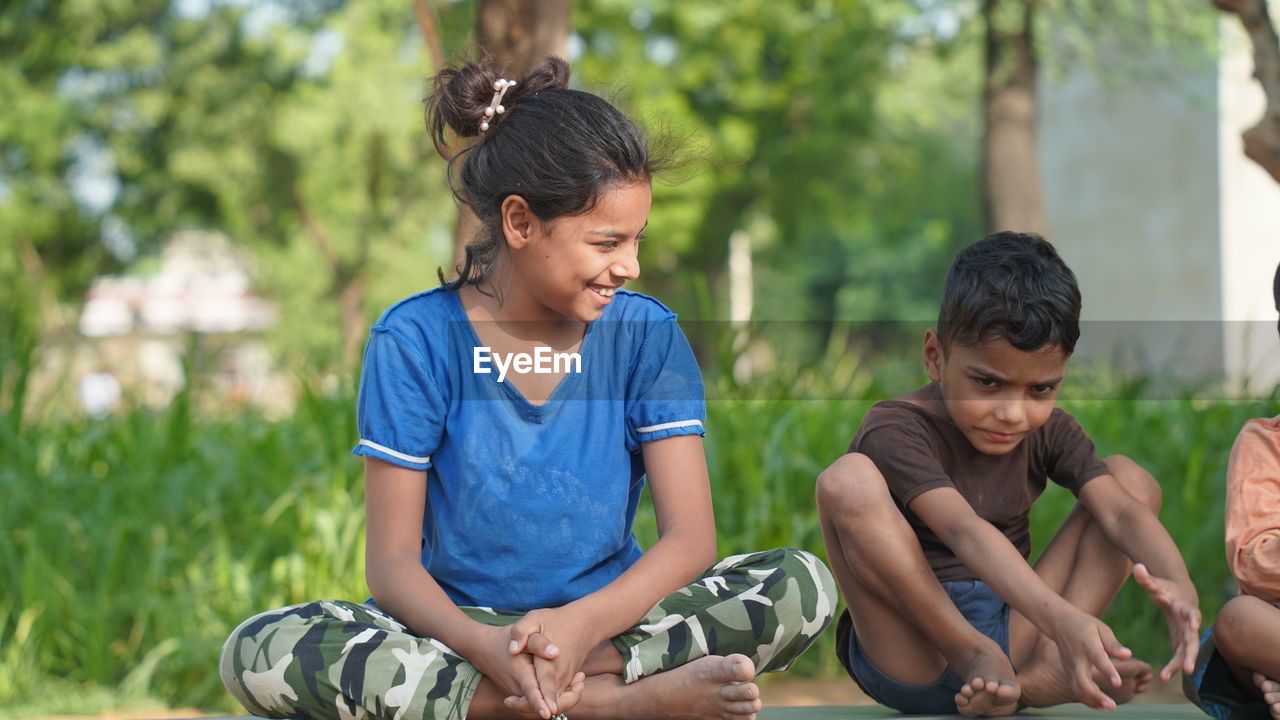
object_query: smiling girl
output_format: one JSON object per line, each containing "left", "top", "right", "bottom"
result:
{"left": 219, "top": 57, "right": 835, "bottom": 720}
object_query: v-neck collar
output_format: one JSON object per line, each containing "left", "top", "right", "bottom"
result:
{"left": 448, "top": 289, "right": 598, "bottom": 415}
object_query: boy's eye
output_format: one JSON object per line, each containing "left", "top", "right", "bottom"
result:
{"left": 974, "top": 377, "right": 997, "bottom": 388}
{"left": 1031, "top": 384, "right": 1057, "bottom": 395}
{"left": 596, "top": 241, "right": 620, "bottom": 250}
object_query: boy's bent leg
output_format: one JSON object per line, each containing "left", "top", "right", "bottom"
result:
{"left": 1210, "top": 595, "right": 1280, "bottom": 718}
{"left": 1008, "top": 455, "right": 1159, "bottom": 706}
{"left": 221, "top": 600, "right": 480, "bottom": 720}
{"left": 609, "top": 546, "right": 837, "bottom": 682}
{"left": 816, "top": 453, "right": 1018, "bottom": 715}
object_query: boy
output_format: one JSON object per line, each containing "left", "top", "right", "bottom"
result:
{"left": 1184, "top": 261, "right": 1280, "bottom": 720}
{"left": 817, "top": 232, "right": 1202, "bottom": 717}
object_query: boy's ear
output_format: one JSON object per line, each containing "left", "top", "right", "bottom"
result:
{"left": 500, "top": 195, "right": 534, "bottom": 250}
{"left": 923, "top": 329, "right": 944, "bottom": 382}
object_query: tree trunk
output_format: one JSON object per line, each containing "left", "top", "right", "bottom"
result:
{"left": 476, "top": 0, "right": 570, "bottom": 76}
{"left": 446, "top": 0, "right": 571, "bottom": 270}
{"left": 1213, "top": 0, "right": 1280, "bottom": 184}
{"left": 981, "top": 0, "right": 1048, "bottom": 236}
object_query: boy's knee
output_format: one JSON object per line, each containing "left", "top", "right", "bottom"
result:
{"left": 1103, "top": 454, "right": 1162, "bottom": 512}
{"left": 816, "top": 453, "right": 890, "bottom": 516}
{"left": 1214, "top": 595, "right": 1271, "bottom": 661}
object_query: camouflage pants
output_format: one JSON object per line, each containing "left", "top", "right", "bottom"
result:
{"left": 220, "top": 547, "right": 836, "bottom": 720}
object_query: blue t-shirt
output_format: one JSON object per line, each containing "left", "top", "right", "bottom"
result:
{"left": 352, "top": 287, "right": 707, "bottom": 612}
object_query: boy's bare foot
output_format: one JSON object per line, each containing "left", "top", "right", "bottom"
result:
{"left": 1018, "top": 656, "right": 1151, "bottom": 709}
{"left": 953, "top": 646, "right": 1020, "bottom": 717}
{"left": 1252, "top": 672, "right": 1280, "bottom": 720}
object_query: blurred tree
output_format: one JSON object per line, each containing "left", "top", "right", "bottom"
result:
{"left": 445, "top": 0, "right": 570, "bottom": 271}
{"left": 1212, "top": 0, "right": 1280, "bottom": 183}
{"left": 976, "top": 0, "right": 1217, "bottom": 234}
{"left": 982, "top": 0, "right": 1046, "bottom": 235}
{"left": 571, "top": 1, "right": 981, "bottom": 365}
{"left": 1, "top": 0, "right": 482, "bottom": 370}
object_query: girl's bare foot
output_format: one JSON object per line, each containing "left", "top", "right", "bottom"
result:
{"left": 1019, "top": 656, "right": 1152, "bottom": 709}
{"left": 505, "top": 654, "right": 761, "bottom": 720}
{"left": 953, "top": 646, "right": 1020, "bottom": 717}
{"left": 1252, "top": 672, "right": 1280, "bottom": 720}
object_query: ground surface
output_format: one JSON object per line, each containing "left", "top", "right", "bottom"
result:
{"left": 33, "top": 675, "right": 1203, "bottom": 720}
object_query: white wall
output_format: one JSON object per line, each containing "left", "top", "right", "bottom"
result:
{"left": 1039, "top": 24, "right": 1280, "bottom": 393}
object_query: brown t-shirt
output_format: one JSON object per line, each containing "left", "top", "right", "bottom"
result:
{"left": 849, "top": 382, "right": 1110, "bottom": 583}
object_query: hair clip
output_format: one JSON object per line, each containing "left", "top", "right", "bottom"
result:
{"left": 479, "top": 78, "right": 516, "bottom": 132}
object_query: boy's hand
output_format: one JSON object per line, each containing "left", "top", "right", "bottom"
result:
{"left": 1048, "top": 608, "right": 1134, "bottom": 710}
{"left": 506, "top": 608, "right": 598, "bottom": 716}
{"left": 1133, "top": 563, "right": 1201, "bottom": 681}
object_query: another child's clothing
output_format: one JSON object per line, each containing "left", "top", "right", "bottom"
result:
{"left": 1184, "top": 628, "right": 1272, "bottom": 720}
{"left": 1225, "top": 415, "right": 1280, "bottom": 603}
{"left": 1184, "top": 414, "right": 1280, "bottom": 719}
{"left": 351, "top": 287, "right": 706, "bottom": 612}
{"left": 221, "top": 548, "right": 837, "bottom": 720}
{"left": 835, "top": 579, "right": 1014, "bottom": 714}
{"left": 848, "top": 382, "right": 1109, "bottom": 582}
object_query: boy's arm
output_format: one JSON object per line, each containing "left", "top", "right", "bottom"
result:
{"left": 1076, "top": 473, "right": 1200, "bottom": 680}
{"left": 910, "top": 486, "right": 1133, "bottom": 710}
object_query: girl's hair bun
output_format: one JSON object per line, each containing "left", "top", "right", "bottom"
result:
{"left": 426, "top": 56, "right": 571, "bottom": 156}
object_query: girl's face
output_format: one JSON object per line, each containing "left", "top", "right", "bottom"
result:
{"left": 508, "top": 181, "right": 651, "bottom": 324}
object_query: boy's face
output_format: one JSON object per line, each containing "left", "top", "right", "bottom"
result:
{"left": 924, "top": 330, "right": 1069, "bottom": 456}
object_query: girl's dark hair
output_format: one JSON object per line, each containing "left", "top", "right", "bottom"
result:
{"left": 426, "top": 56, "right": 659, "bottom": 288}
{"left": 937, "top": 232, "right": 1083, "bottom": 355}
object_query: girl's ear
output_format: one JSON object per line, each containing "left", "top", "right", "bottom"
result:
{"left": 501, "top": 195, "right": 534, "bottom": 250}
{"left": 923, "top": 329, "right": 944, "bottom": 382}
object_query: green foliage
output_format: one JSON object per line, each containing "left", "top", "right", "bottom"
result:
{"left": 2, "top": 346, "right": 1273, "bottom": 712}
{"left": 574, "top": 0, "right": 984, "bottom": 363}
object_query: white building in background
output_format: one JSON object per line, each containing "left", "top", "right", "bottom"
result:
{"left": 1039, "top": 20, "right": 1280, "bottom": 394}
{"left": 77, "top": 230, "right": 283, "bottom": 411}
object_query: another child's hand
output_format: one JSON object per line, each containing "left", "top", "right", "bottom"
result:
{"left": 1133, "top": 563, "right": 1201, "bottom": 681}
{"left": 466, "top": 623, "right": 553, "bottom": 719}
{"left": 1048, "top": 608, "right": 1133, "bottom": 711}
{"left": 506, "top": 608, "right": 598, "bottom": 716}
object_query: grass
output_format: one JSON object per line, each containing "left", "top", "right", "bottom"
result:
{"left": 0, "top": 344, "right": 1275, "bottom": 715}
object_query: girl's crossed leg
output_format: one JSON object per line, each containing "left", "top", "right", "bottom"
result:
{"left": 220, "top": 548, "right": 835, "bottom": 720}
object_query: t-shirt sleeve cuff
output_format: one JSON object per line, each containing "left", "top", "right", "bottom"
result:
{"left": 352, "top": 438, "right": 432, "bottom": 470}
{"left": 634, "top": 419, "right": 706, "bottom": 443}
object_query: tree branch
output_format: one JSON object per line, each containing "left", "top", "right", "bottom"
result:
{"left": 1213, "top": 0, "right": 1280, "bottom": 183}
{"left": 414, "top": 0, "right": 446, "bottom": 72}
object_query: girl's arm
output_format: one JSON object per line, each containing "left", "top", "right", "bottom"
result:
{"left": 508, "top": 434, "right": 716, "bottom": 705}
{"left": 363, "top": 457, "right": 553, "bottom": 717}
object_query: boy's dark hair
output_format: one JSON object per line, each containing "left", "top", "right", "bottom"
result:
{"left": 1273, "top": 261, "right": 1279, "bottom": 313}
{"left": 425, "top": 56, "right": 665, "bottom": 289}
{"left": 937, "top": 232, "right": 1083, "bottom": 355}
{"left": 1273, "top": 261, "right": 1279, "bottom": 336}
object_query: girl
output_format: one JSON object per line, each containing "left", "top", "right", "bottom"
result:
{"left": 219, "top": 57, "right": 835, "bottom": 720}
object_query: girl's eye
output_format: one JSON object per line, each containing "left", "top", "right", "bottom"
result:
{"left": 597, "top": 241, "right": 620, "bottom": 250}
{"left": 974, "top": 377, "right": 997, "bottom": 388}
{"left": 636, "top": 233, "right": 647, "bottom": 242}
{"left": 1031, "top": 384, "right": 1057, "bottom": 395}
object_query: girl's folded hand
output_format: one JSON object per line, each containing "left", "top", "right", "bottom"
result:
{"left": 508, "top": 608, "right": 599, "bottom": 715}
{"left": 465, "top": 623, "right": 553, "bottom": 719}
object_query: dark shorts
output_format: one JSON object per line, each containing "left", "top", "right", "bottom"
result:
{"left": 1183, "top": 627, "right": 1271, "bottom": 720}
{"left": 836, "top": 579, "right": 1013, "bottom": 714}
